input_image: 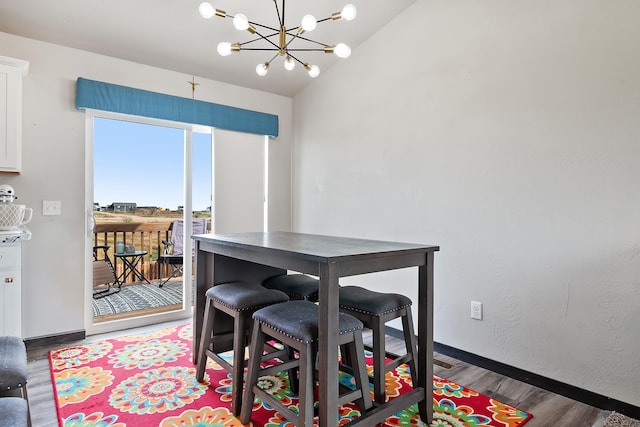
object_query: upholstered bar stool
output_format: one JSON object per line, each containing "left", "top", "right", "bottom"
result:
{"left": 0, "top": 336, "right": 31, "bottom": 427}
{"left": 338, "top": 286, "right": 418, "bottom": 404}
{"left": 240, "top": 300, "right": 372, "bottom": 427}
{"left": 262, "top": 273, "right": 320, "bottom": 302}
{"left": 262, "top": 274, "right": 320, "bottom": 394}
{"left": 196, "top": 281, "right": 289, "bottom": 416}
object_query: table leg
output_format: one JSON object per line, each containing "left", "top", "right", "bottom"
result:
{"left": 193, "top": 245, "right": 211, "bottom": 364}
{"left": 119, "top": 257, "right": 135, "bottom": 283}
{"left": 417, "top": 255, "right": 434, "bottom": 423}
{"left": 318, "top": 264, "right": 340, "bottom": 427}
{"left": 115, "top": 261, "right": 126, "bottom": 286}
{"left": 127, "top": 256, "right": 150, "bottom": 283}
{"left": 126, "top": 259, "right": 134, "bottom": 282}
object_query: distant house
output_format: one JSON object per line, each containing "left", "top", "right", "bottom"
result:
{"left": 109, "top": 202, "right": 136, "bottom": 212}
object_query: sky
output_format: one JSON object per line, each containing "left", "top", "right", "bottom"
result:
{"left": 94, "top": 117, "right": 212, "bottom": 211}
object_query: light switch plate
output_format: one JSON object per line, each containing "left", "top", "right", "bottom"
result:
{"left": 43, "top": 200, "right": 62, "bottom": 216}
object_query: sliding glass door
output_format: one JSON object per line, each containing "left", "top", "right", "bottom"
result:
{"left": 85, "top": 112, "right": 212, "bottom": 335}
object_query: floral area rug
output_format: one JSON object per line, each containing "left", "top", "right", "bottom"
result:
{"left": 49, "top": 323, "right": 533, "bottom": 427}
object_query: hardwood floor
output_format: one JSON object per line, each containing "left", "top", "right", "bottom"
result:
{"left": 26, "top": 320, "right": 610, "bottom": 427}
{"left": 428, "top": 350, "right": 608, "bottom": 426}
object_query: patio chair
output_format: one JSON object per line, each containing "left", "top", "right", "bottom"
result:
{"left": 157, "top": 219, "right": 207, "bottom": 288}
{"left": 92, "top": 245, "right": 120, "bottom": 299}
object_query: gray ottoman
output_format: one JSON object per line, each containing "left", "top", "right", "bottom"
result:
{"left": 339, "top": 285, "right": 418, "bottom": 404}
{"left": 262, "top": 273, "right": 320, "bottom": 301}
{"left": 0, "top": 397, "right": 28, "bottom": 427}
{"left": 0, "top": 336, "right": 30, "bottom": 426}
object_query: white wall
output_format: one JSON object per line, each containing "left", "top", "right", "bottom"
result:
{"left": 213, "top": 129, "right": 266, "bottom": 233}
{"left": 292, "top": 0, "right": 640, "bottom": 407}
{"left": 0, "top": 31, "right": 292, "bottom": 339}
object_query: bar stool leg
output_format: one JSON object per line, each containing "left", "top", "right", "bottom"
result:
{"left": 195, "top": 297, "right": 214, "bottom": 382}
{"left": 231, "top": 312, "right": 249, "bottom": 416}
{"left": 298, "top": 342, "right": 316, "bottom": 427}
{"left": 347, "top": 329, "right": 373, "bottom": 411}
{"left": 240, "top": 323, "right": 266, "bottom": 424}
{"left": 372, "top": 316, "right": 387, "bottom": 404}
{"left": 24, "top": 387, "right": 32, "bottom": 427}
{"left": 402, "top": 308, "right": 419, "bottom": 387}
{"left": 287, "top": 346, "right": 300, "bottom": 395}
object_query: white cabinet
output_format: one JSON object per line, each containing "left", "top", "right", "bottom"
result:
{"left": 0, "top": 56, "right": 29, "bottom": 173}
{"left": 0, "top": 244, "right": 21, "bottom": 336}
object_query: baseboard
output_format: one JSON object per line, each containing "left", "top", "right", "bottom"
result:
{"left": 384, "top": 326, "right": 640, "bottom": 420}
{"left": 24, "top": 330, "right": 86, "bottom": 350}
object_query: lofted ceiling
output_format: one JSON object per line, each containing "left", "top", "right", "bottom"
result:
{"left": 0, "top": 0, "right": 416, "bottom": 97}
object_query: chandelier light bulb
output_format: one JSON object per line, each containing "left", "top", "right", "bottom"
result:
{"left": 341, "top": 4, "right": 357, "bottom": 21}
{"left": 199, "top": 2, "right": 215, "bottom": 19}
{"left": 306, "top": 64, "right": 320, "bottom": 78}
{"left": 217, "top": 42, "right": 232, "bottom": 56}
{"left": 301, "top": 15, "right": 317, "bottom": 32}
{"left": 233, "top": 13, "right": 249, "bottom": 31}
{"left": 256, "top": 62, "right": 270, "bottom": 76}
{"left": 334, "top": 43, "right": 351, "bottom": 58}
{"left": 284, "top": 56, "right": 296, "bottom": 71}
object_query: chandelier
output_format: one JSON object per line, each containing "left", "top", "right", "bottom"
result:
{"left": 198, "top": 1, "right": 357, "bottom": 78}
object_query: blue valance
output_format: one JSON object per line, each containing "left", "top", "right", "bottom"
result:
{"left": 75, "top": 77, "right": 279, "bottom": 137}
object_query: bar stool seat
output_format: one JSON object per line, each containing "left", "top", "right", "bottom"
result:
{"left": 262, "top": 274, "right": 320, "bottom": 301}
{"left": 0, "top": 336, "right": 31, "bottom": 427}
{"left": 196, "top": 281, "right": 289, "bottom": 416}
{"left": 339, "top": 285, "right": 418, "bottom": 404}
{"left": 240, "top": 300, "right": 372, "bottom": 427}
{"left": 0, "top": 397, "right": 28, "bottom": 427}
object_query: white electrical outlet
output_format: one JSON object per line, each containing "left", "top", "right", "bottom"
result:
{"left": 471, "top": 301, "right": 483, "bottom": 320}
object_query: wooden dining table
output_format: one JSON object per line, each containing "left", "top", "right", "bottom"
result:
{"left": 191, "top": 231, "right": 439, "bottom": 426}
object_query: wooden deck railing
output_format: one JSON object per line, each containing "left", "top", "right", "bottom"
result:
{"left": 93, "top": 222, "right": 174, "bottom": 283}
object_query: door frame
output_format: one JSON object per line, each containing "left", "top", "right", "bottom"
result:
{"left": 84, "top": 110, "right": 213, "bottom": 335}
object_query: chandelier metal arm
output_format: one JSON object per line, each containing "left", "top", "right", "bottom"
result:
{"left": 284, "top": 31, "right": 331, "bottom": 48}
{"left": 247, "top": 21, "right": 280, "bottom": 34}
{"left": 232, "top": 48, "right": 331, "bottom": 55}
{"left": 283, "top": 16, "right": 340, "bottom": 37}
{"left": 235, "top": 48, "right": 286, "bottom": 52}
{"left": 281, "top": 30, "right": 324, "bottom": 52}
{"left": 237, "top": 27, "right": 331, "bottom": 52}
{"left": 287, "top": 15, "right": 333, "bottom": 34}
{"left": 237, "top": 33, "right": 281, "bottom": 51}
{"left": 237, "top": 48, "right": 330, "bottom": 53}
{"left": 266, "top": 52, "right": 279, "bottom": 64}
{"left": 282, "top": 48, "right": 331, "bottom": 52}
{"left": 285, "top": 51, "right": 306, "bottom": 66}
